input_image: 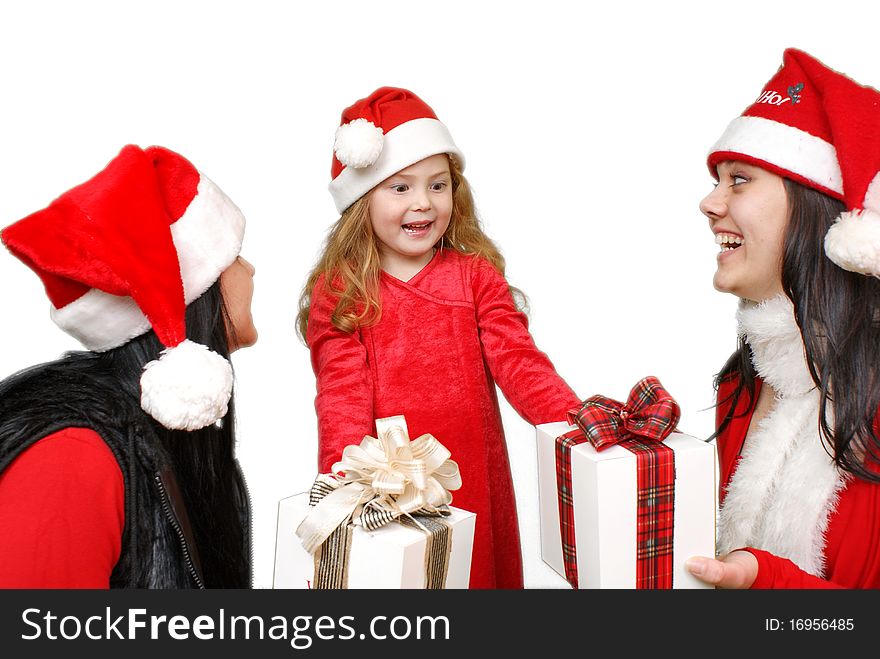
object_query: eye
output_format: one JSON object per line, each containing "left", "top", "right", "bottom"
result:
{"left": 430, "top": 181, "right": 448, "bottom": 192}
{"left": 730, "top": 174, "right": 750, "bottom": 187}
{"left": 390, "top": 183, "right": 409, "bottom": 193}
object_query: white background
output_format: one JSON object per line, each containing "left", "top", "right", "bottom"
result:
{"left": 0, "top": 0, "right": 876, "bottom": 589}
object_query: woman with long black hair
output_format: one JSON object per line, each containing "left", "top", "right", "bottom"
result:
{"left": 685, "top": 49, "right": 880, "bottom": 589}
{"left": 0, "top": 145, "right": 256, "bottom": 588}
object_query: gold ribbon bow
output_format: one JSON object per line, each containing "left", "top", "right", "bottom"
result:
{"left": 296, "top": 416, "right": 462, "bottom": 554}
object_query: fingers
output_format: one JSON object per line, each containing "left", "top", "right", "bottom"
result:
{"left": 686, "top": 556, "right": 723, "bottom": 585}
{"left": 686, "top": 551, "right": 758, "bottom": 589}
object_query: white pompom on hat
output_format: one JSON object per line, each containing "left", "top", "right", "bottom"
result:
{"left": 1, "top": 145, "right": 246, "bottom": 430}
{"left": 707, "top": 48, "right": 880, "bottom": 276}
{"left": 328, "top": 87, "right": 465, "bottom": 214}
{"left": 334, "top": 118, "right": 385, "bottom": 169}
{"left": 141, "top": 339, "right": 234, "bottom": 431}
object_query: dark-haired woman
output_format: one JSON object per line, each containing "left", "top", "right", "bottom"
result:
{"left": 684, "top": 49, "right": 880, "bottom": 589}
{"left": 0, "top": 145, "right": 256, "bottom": 588}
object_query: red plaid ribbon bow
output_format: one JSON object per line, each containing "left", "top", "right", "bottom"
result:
{"left": 555, "top": 376, "right": 680, "bottom": 588}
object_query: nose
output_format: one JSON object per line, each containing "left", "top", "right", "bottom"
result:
{"left": 699, "top": 185, "right": 727, "bottom": 222}
{"left": 239, "top": 255, "right": 256, "bottom": 276}
{"left": 410, "top": 187, "right": 432, "bottom": 212}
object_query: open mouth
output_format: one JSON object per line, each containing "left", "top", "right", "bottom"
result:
{"left": 402, "top": 221, "right": 433, "bottom": 235}
{"left": 715, "top": 233, "right": 744, "bottom": 253}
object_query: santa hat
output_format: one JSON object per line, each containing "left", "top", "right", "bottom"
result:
{"left": 328, "top": 87, "right": 465, "bottom": 213}
{"left": 707, "top": 48, "right": 880, "bottom": 276}
{"left": 1, "top": 145, "right": 245, "bottom": 430}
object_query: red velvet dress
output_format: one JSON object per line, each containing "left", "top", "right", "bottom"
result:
{"left": 716, "top": 377, "right": 880, "bottom": 588}
{"left": 307, "top": 249, "right": 580, "bottom": 588}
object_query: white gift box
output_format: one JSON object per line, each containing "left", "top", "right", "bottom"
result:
{"left": 273, "top": 492, "right": 476, "bottom": 589}
{"left": 536, "top": 422, "right": 717, "bottom": 589}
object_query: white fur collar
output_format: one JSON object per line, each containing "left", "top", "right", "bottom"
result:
{"left": 718, "top": 294, "right": 848, "bottom": 577}
{"left": 736, "top": 295, "right": 815, "bottom": 397}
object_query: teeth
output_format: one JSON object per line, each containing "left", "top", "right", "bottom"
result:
{"left": 715, "top": 233, "right": 743, "bottom": 248}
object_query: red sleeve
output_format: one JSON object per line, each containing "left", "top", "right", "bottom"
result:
{"left": 744, "top": 548, "right": 844, "bottom": 589}
{"left": 471, "top": 257, "right": 581, "bottom": 425}
{"left": 0, "top": 427, "right": 124, "bottom": 588}
{"left": 743, "top": 472, "right": 880, "bottom": 589}
{"left": 307, "top": 276, "right": 375, "bottom": 473}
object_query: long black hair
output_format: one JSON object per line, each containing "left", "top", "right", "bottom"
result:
{"left": 105, "top": 280, "right": 248, "bottom": 586}
{"left": 714, "top": 179, "right": 880, "bottom": 483}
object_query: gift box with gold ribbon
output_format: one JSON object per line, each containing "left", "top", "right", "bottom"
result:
{"left": 536, "top": 377, "right": 716, "bottom": 589}
{"left": 273, "top": 415, "right": 476, "bottom": 589}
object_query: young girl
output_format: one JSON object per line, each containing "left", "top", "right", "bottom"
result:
{"left": 298, "top": 87, "right": 580, "bottom": 589}
{"left": 0, "top": 145, "right": 256, "bottom": 588}
{"left": 685, "top": 49, "right": 880, "bottom": 588}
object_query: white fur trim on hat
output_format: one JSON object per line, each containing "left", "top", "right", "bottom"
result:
{"left": 334, "top": 118, "right": 385, "bottom": 169}
{"left": 140, "top": 339, "right": 234, "bottom": 430}
{"left": 50, "top": 174, "right": 246, "bottom": 352}
{"left": 709, "top": 115, "right": 843, "bottom": 196}
{"left": 824, "top": 208, "right": 880, "bottom": 275}
{"left": 328, "top": 117, "right": 465, "bottom": 214}
{"left": 51, "top": 289, "right": 153, "bottom": 351}
{"left": 864, "top": 171, "right": 880, "bottom": 212}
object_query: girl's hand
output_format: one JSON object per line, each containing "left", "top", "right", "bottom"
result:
{"left": 685, "top": 551, "right": 758, "bottom": 589}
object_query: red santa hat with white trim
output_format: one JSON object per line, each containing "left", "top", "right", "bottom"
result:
{"left": 707, "top": 48, "right": 880, "bottom": 276}
{"left": 328, "top": 86, "right": 465, "bottom": 213}
{"left": 1, "top": 145, "right": 246, "bottom": 430}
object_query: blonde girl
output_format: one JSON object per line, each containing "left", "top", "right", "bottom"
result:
{"left": 298, "top": 87, "right": 580, "bottom": 589}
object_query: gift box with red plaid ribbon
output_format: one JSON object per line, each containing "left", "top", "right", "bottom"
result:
{"left": 536, "top": 377, "right": 716, "bottom": 589}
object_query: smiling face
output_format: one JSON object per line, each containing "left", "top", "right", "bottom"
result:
{"left": 700, "top": 161, "right": 790, "bottom": 302}
{"left": 368, "top": 154, "right": 452, "bottom": 279}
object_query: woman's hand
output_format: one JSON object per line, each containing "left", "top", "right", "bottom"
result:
{"left": 685, "top": 550, "right": 758, "bottom": 589}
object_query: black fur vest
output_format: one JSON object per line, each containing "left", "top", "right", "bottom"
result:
{"left": 0, "top": 355, "right": 251, "bottom": 588}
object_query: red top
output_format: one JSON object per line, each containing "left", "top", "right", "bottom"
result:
{"left": 716, "top": 377, "right": 880, "bottom": 588}
{"left": 0, "top": 427, "right": 124, "bottom": 588}
{"left": 307, "top": 249, "right": 580, "bottom": 588}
